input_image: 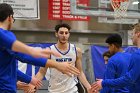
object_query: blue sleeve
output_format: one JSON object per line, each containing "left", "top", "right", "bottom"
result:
{"left": 17, "top": 70, "right": 31, "bottom": 84}
{"left": 0, "top": 30, "right": 16, "bottom": 50}
{"left": 104, "top": 59, "right": 116, "bottom": 79}
{"left": 102, "top": 53, "right": 139, "bottom": 88}
{"left": 101, "top": 59, "right": 116, "bottom": 92}
{"left": 7, "top": 50, "right": 48, "bottom": 67}
{"left": 100, "top": 87, "right": 113, "bottom": 93}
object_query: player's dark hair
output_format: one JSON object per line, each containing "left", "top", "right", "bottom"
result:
{"left": 0, "top": 3, "right": 14, "bottom": 22}
{"left": 106, "top": 34, "right": 122, "bottom": 48}
{"left": 55, "top": 23, "right": 71, "bottom": 32}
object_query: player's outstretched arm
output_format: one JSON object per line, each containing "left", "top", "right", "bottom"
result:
{"left": 12, "top": 40, "right": 61, "bottom": 58}
{"left": 46, "top": 59, "right": 80, "bottom": 77}
{"left": 36, "top": 67, "right": 48, "bottom": 80}
{"left": 17, "top": 70, "right": 43, "bottom": 89}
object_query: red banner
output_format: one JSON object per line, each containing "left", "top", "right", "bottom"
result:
{"left": 48, "top": 0, "right": 89, "bottom": 21}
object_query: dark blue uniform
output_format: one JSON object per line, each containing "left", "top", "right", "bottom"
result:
{"left": 102, "top": 49, "right": 140, "bottom": 93}
{"left": 0, "top": 28, "right": 47, "bottom": 92}
{"left": 101, "top": 52, "right": 131, "bottom": 93}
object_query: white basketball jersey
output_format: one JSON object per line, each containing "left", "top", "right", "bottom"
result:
{"left": 48, "top": 43, "right": 78, "bottom": 93}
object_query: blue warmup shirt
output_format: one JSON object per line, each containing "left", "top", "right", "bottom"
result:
{"left": 17, "top": 70, "right": 31, "bottom": 83}
{"left": 0, "top": 28, "right": 16, "bottom": 49}
{"left": 102, "top": 49, "right": 140, "bottom": 93}
{"left": 0, "top": 28, "right": 47, "bottom": 92}
{"left": 100, "top": 52, "right": 131, "bottom": 93}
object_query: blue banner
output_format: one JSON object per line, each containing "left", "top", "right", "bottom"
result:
{"left": 91, "top": 45, "right": 138, "bottom": 79}
{"left": 17, "top": 43, "right": 54, "bottom": 80}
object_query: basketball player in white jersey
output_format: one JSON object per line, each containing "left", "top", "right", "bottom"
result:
{"left": 35, "top": 23, "right": 91, "bottom": 93}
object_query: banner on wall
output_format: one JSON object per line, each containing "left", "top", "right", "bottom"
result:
{"left": 48, "top": 0, "right": 90, "bottom": 21}
{"left": 17, "top": 43, "right": 54, "bottom": 80}
{"left": 91, "top": 45, "right": 138, "bottom": 79}
{"left": 0, "top": 0, "right": 40, "bottom": 20}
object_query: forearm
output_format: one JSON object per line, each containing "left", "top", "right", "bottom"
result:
{"left": 15, "top": 52, "right": 47, "bottom": 67}
{"left": 12, "top": 40, "right": 32, "bottom": 55}
{"left": 78, "top": 71, "right": 91, "bottom": 90}
{"left": 36, "top": 67, "right": 47, "bottom": 80}
{"left": 17, "top": 81, "right": 29, "bottom": 90}
{"left": 45, "top": 59, "right": 59, "bottom": 68}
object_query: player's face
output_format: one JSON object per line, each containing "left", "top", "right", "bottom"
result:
{"left": 131, "top": 29, "right": 139, "bottom": 46}
{"left": 7, "top": 15, "right": 15, "bottom": 30}
{"left": 104, "top": 56, "right": 109, "bottom": 64}
{"left": 56, "top": 27, "right": 70, "bottom": 44}
{"left": 108, "top": 44, "right": 115, "bottom": 54}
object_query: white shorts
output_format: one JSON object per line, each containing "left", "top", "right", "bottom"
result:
{"left": 49, "top": 86, "right": 78, "bottom": 93}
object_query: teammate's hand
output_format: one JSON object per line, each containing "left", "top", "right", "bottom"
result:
{"left": 56, "top": 62, "right": 80, "bottom": 77}
{"left": 17, "top": 81, "right": 36, "bottom": 93}
{"left": 91, "top": 79, "right": 103, "bottom": 92}
{"left": 25, "top": 84, "right": 36, "bottom": 93}
{"left": 87, "top": 85, "right": 92, "bottom": 93}
{"left": 30, "top": 76, "right": 43, "bottom": 89}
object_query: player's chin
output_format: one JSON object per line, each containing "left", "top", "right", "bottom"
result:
{"left": 60, "top": 40, "right": 67, "bottom": 44}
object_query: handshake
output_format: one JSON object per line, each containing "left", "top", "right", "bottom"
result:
{"left": 88, "top": 79, "right": 103, "bottom": 93}
{"left": 90, "top": 79, "right": 103, "bottom": 93}
{"left": 17, "top": 78, "right": 103, "bottom": 93}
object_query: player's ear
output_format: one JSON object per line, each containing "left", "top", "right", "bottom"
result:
{"left": 137, "top": 32, "right": 140, "bottom": 37}
{"left": 55, "top": 32, "right": 58, "bottom": 37}
{"left": 112, "top": 44, "right": 115, "bottom": 49}
{"left": 7, "top": 15, "right": 12, "bottom": 22}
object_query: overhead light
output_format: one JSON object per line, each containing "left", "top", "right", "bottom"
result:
{"left": 132, "top": 1, "right": 139, "bottom": 4}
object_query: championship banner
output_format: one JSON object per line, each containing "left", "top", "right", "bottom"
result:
{"left": 0, "top": 0, "right": 40, "bottom": 20}
{"left": 48, "top": 0, "right": 90, "bottom": 21}
{"left": 91, "top": 45, "right": 138, "bottom": 79}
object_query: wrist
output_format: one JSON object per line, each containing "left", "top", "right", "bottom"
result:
{"left": 86, "top": 86, "right": 91, "bottom": 90}
{"left": 28, "top": 47, "right": 34, "bottom": 56}
{"left": 46, "top": 59, "right": 58, "bottom": 68}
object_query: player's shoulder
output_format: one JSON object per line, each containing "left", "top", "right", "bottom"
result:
{"left": 131, "top": 49, "right": 140, "bottom": 59}
{"left": 1, "top": 29, "right": 16, "bottom": 38}
{"left": 69, "top": 43, "right": 82, "bottom": 54}
{"left": 108, "top": 53, "right": 120, "bottom": 63}
{"left": 134, "top": 49, "right": 140, "bottom": 54}
{"left": 75, "top": 46, "right": 81, "bottom": 53}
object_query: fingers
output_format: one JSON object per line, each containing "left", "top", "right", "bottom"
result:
{"left": 64, "top": 72, "right": 72, "bottom": 77}
{"left": 68, "top": 66, "right": 80, "bottom": 76}
{"left": 39, "top": 54, "right": 50, "bottom": 59}
{"left": 41, "top": 49, "right": 61, "bottom": 58}
{"left": 30, "top": 76, "right": 43, "bottom": 89}
{"left": 26, "top": 89, "right": 36, "bottom": 93}
{"left": 24, "top": 84, "right": 36, "bottom": 93}
{"left": 45, "top": 48, "right": 61, "bottom": 57}
{"left": 62, "top": 62, "right": 80, "bottom": 76}
{"left": 35, "top": 80, "right": 43, "bottom": 89}
{"left": 50, "top": 50, "right": 61, "bottom": 57}
{"left": 91, "top": 82, "right": 100, "bottom": 92}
